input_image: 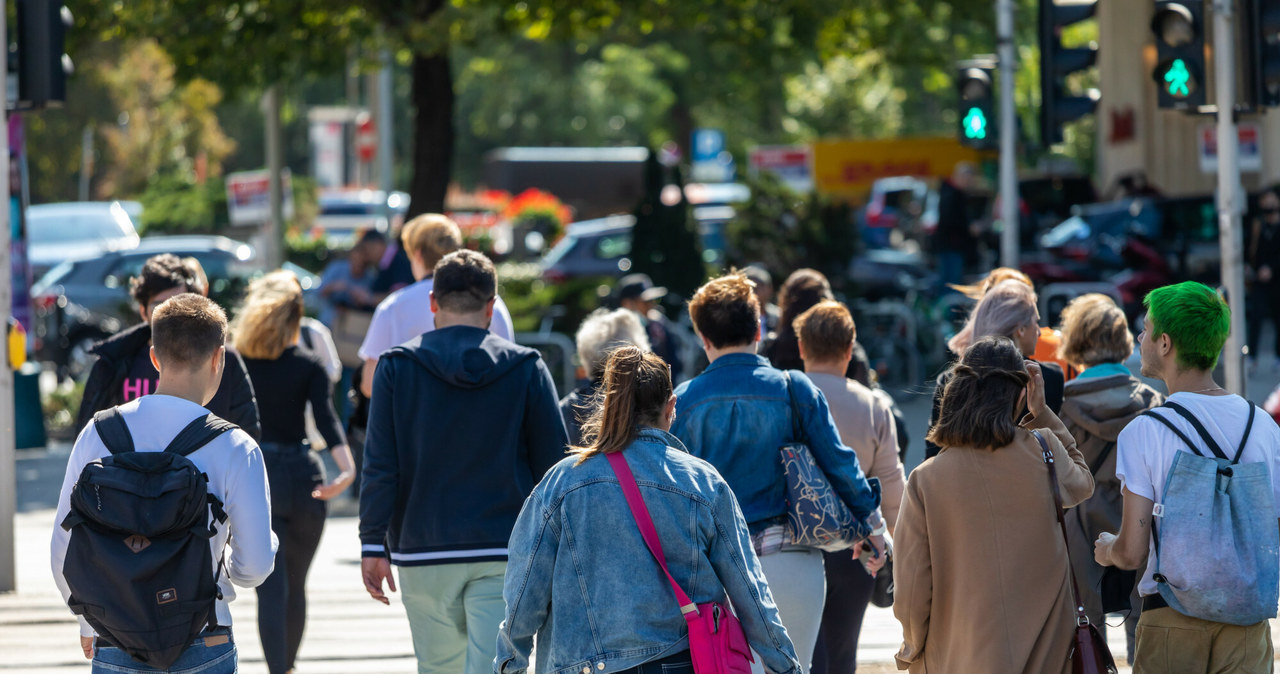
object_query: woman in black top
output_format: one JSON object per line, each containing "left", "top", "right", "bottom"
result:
{"left": 234, "top": 271, "right": 354, "bottom": 674}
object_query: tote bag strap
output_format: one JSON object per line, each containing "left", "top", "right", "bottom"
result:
{"left": 605, "top": 452, "right": 699, "bottom": 616}
{"left": 783, "top": 371, "right": 804, "bottom": 445}
{"left": 1031, "top": 429, "right": 1091, "bottom": 627}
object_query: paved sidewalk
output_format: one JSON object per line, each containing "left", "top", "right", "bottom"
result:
{"left": 2, "top": 505, "right": 1147, "bottom": 674}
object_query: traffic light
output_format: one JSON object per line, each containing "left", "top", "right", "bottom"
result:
{"left": 15, "top": 0, "right": 74, "bottom": 110}
{"left": 1039, "top": 0, "right": 1100, "bottom": 146}
{"left": 1150, "top": 1, "right": 1206, "bottom": 109}
{"left": 956, "top": 64, "right": 996, "bottom": 150}
{"left": 1248, "top": 0, "right": 1280, "bottom": 107}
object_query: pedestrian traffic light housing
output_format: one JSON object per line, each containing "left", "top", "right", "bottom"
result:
{"left": 1248, "top": 0, "right": 1280, "bottom": 107}
{"left": 1151, "top": 1, "right": 1206, "bottom": 109}
{"left": 14, "top": 0, "right": 74, "bottom": 110}
{"left": 956, "top": 64, "right": 996, "bottom": 150}
{"left": 1039, "top": 0, "right": 1100, "bottom": 146}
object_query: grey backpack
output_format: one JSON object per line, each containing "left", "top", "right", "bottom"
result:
{"left": 1140, "top": 400, "right": 1280, "bottom": 625}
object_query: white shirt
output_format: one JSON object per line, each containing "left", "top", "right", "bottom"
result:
{"left": 1115, "top": 392, "right": 1280, "bottom": 596}
{"left": 356, "top": 277, "right": 515, "bottom": 361}
{"left": 51, "top": 395, "right": 278, "bottom": 636}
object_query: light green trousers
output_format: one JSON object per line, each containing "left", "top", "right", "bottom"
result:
{"left": 397, "top": 561, "right": 509, "bottom": 674}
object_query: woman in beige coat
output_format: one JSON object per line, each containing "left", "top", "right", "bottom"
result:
{"left": 893, "top": 336, "right": 1094, "bottom": 673}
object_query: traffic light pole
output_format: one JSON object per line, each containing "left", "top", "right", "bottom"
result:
{"left": 1214, "top": 0, "right": 1247, "bottom": 396}
{"left": 0, "top": 6, "right": 16, "bottom": 593}
{"left": 998, "top": 0, "right": 1020, "bottom": 269}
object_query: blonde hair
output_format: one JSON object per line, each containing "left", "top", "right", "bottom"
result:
{"left": 1057, "top": 293, "right": 1133, "bottom": 369}
{"left": 402, "top": 214, "right": 462, "bottom": 271}
{"left": 232, "top": 270, "right": 304, "bottom": 360}
{"left": 572, "top": 347, "right": 672, "bottom": 464}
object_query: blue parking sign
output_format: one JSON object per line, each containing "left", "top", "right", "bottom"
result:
{"left": 692, "top": 129, "right": 725, "bottom": 163}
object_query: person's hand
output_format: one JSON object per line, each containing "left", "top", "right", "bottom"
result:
{"left": 1024, "top": 361, "right": 1048, "bottom": 419}
{"left": 1262, "top": 266, "right": 1274, "bottom": 283}
{"left": 858, "top": 534, "right": 888, "bottom": 577}
{"left": 362, "top": 557, "right": 396, "bottom": 605}
{"left": 312, "top": 472, "right": 354, "bottom": 501}
{"left": 1094, "top": 532, "right": 1117, "bottom": 566}
{"left": 80, "top": 636, "right": 94, "bottom": 660}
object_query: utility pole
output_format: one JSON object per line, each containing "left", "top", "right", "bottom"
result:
{"left": 377, "top": 49, "right": 394, "bottom": 218}
{"left": 263, "top": 85, "right": 284, "bottom": 270}
{"left": 998, "top": 0, "right": 1020, "bottom": 269}
{"left": 1214, "top": 0, "right": 1246, "bottom": 395}
{"left": 1, "top": 4, "right": 16, "bottom": 593}
{"left": 78, "top": 125, "right": 92, "bottom": 201}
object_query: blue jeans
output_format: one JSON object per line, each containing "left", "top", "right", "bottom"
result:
{"left": 92, "top": 631, "right": 236, "bottom": 673}
{"left": 616, "top": 650, "right": 693, "bottom": 673}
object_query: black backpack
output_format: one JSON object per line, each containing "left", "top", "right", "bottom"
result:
{"left": 60, "top": 407, "right": 238, "bottom": 670}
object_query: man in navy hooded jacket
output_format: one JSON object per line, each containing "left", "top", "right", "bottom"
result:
{"left": 359, "top": 250, "right": 569, "bottom": 674}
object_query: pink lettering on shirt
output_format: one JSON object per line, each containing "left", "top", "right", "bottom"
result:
{"left": 122, "top": 378, "right": 150, "bottom": 401}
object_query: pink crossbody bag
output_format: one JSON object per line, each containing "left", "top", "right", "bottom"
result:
{"left": 606, "top": 452, "right": 754, "bottom": 674}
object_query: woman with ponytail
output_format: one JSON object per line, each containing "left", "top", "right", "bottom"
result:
{"left": 234, "top": 270, "right": 355, "bottom": 674}
{"left": 893, "top": 336, "right": 1093, "bottom": 673}
{"left": 497, "top": 347, "right": 802, "bottom": 674}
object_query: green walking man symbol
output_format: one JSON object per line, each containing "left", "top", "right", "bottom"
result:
{"left": 1165, "top": 59, "right": 1191, "bottom": 97}
{"left": 963, "top": 107, "right": 988, "bottom": 140}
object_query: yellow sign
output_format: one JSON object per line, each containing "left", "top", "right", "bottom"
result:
{"left": 812, "top": 137, "right": 989, "bottom": 201}
{"left": 7, "top": 318, "right": 26, "bottom": 371}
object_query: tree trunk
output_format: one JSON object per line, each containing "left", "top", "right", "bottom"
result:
{"left": 408, "top": 50, "right": 453, "bottom": 217}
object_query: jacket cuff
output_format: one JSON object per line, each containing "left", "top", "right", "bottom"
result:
{"left": 361, "top": 541, "right": 388, "bottom": 558}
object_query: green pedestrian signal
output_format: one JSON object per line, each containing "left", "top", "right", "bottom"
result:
{"left": 1165, "top": 58, "right": 1192, "bottom": 97}
{"left": 963, "top": 107, "right": 988, "bottom": 140}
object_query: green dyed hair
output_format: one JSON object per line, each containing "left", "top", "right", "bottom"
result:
{"left": 1143, "top": 282, "right": 1230, "bottom": 371}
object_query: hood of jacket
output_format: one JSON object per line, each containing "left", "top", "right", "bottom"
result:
{"left": 389, "top": 325, "right": 538, "bottom": 389}
{"left": 89, "top": 321, "right": 150, "bottom": 363}
{"left": 1060, "top": 373, "right": 1162, "bottom": 442}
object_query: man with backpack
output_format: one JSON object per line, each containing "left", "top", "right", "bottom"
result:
{"left": 51, "top": 293, "right": 277, "bottom": 673}
{"left": 359, "top": 250, "right": 568, "bottom": 674}
{"left": 1095, "top": 281, "right": 1280, "bottom": 672}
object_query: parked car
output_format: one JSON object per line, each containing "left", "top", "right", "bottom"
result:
{"left": 26, "top": 201, "right": 141, "bottom": 279}
{"left": 31, "top": 235, "right": 319, "bottom": 380}
{"left": 310, "top": 189, "right": 410, "bottom": 248}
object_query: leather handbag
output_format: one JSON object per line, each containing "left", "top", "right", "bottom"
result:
{"left": 1032, "top": 430, "right": 1118, "bottom": 674}
{"left": 779, "top": 372, "right": 872, "bottom": 552}
{"left": 607, "top": 452, "right": 754, "bottom": 674}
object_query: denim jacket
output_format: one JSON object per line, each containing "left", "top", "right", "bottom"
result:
{"left": 671, "top": 353, "right": 881, "bottom": 533}
{"left": 495, "top": 429, "right": 802, "bottom": 674}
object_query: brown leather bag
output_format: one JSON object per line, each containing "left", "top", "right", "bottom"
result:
{"left": 1032, "top": 430, "right": 1118, "bottom": 674}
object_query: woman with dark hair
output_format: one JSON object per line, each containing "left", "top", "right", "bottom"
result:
{"left": 893, "top": 336, "right": 1093, "bottom": 673}
{"left": 763, "top": 269, "right": 872, "bottom": 384}
{"left": 497, "top": 347, "right": 802, "bottom": 674}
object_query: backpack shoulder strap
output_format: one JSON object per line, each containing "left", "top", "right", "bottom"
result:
{"left": 165, "top": 414, "right": 239, "bottom": 457}
{"left": 1234, "top": 402, "right": 1257, "bottom": 464}
{"left": 92, "top": 408, "right": 136, "bottom": 455}
{"left": 1160, "top": 400, "right": 1229, "bottom": 460}
{"left": 1139, "top": 408, "right": 1207, "bottom": 458}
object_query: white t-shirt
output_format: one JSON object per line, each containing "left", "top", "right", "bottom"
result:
{"left": 51, "top": 395, "right": 279, "bottom": 636}
{"left": 1115, "top": 392, "right": 1280, "bottom": 596}
{"left": 356, "top": 278, "right": 515, "bottom": 361}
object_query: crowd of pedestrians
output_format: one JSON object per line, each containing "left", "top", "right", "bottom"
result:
{"left": 46, "top": 209, "right": 1280, "bottom": 674}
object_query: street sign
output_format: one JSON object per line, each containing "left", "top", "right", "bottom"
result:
{"left": 356, "top": 113, "right": 376, "bottom": 163}
{"left": 748, "top": 145, "right": 812, "bottom": 193}
{"left": 1198, "top": 122, "right": 1261, "bottom": 173}
{"left": 691, "top": 128, "right": 734, "bottom": 182}
{"left": 225, "top": 169, "right": 295, "bottom": 226}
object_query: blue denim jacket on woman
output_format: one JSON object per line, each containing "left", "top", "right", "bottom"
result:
{"left": 671, "top": 353, "right": 881, "bottom": 533}
{"left": 495, "top": 428, "right": 802, "bottom": 674}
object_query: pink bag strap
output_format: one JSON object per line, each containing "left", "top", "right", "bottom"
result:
{"left": 605, "top": 451, "right": 699, "bottom": 616}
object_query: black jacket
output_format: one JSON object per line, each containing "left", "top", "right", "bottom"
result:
{"left": 924, "top": 358, "right": 1064, "bottom": 460}
{"left": 359, "top": 326, "right": 569, "bottom": 566}
{"left": 76, "top": 322, "right": 262, "bottom": 440}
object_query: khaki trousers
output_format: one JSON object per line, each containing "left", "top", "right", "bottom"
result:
{"left": 1134, "top": 606, "right": 1273, "bottom": 674}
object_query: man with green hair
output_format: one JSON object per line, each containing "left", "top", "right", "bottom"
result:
{"left": 1094, "top": 281, "right": 1280, "bottom": 671}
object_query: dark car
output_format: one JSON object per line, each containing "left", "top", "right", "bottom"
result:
{"left": 31, "top": 236, "right": 319, "bottom": 380}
